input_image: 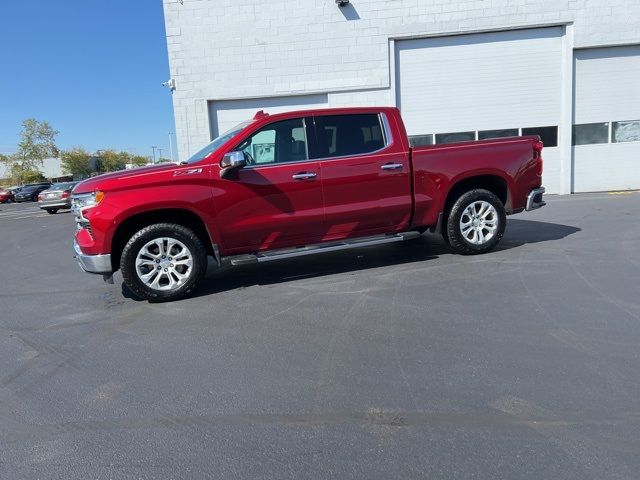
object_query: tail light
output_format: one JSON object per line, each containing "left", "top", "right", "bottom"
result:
{"left": 62, "top": 191, "right": 70, "bottom": 198}
{"left": 533, "top": 140, "right": 544, "bottom": 176}
{"left": 38, "top": 193, "right": 44, "bottom": 201}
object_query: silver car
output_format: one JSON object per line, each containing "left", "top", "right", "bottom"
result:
{"left": 38, "top": 182, "right": 78, "bottom": 214}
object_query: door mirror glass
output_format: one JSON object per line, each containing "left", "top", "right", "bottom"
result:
{"left": 220, "top": 151, "right": 247, "bottom": 169}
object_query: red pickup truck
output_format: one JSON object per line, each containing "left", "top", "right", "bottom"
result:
{"left": 72, "top": 107, "right": 545, "bottom": 301}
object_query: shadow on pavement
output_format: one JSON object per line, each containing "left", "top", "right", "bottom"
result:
{"left": 498, "top": 219, "right": 581, "bottom": 249}
{"left": 122, "top": 219, "right": 580, "bottom": 301}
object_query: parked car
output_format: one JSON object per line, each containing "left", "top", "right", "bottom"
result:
{"left": 14, "top": 183, "right": 52, "bottom": 202}
{"left": 71, "top": 107, "right": 546, "bottom": 301}
{"left": 38, "top": 181, "right": 78, "bottom": 214}
{"left": 0, "top": 188, "right": 15, "bottom": 203}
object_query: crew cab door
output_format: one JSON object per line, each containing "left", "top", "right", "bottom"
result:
{"left": 312, "top": 112, "right": 412, "bottom": 239}
{"left": 214, "top": 116, "right": 325, "bottom": 251}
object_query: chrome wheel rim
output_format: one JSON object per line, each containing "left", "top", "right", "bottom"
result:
{"left": 135, "top": 237, "right": 193, "bottom": 291}
{"left": 459, "top": 201, "right": 499, "bottom": 245}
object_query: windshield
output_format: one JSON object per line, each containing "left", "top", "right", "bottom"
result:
{"left": 184, "top": 121, "right": 252, "bottom": 164}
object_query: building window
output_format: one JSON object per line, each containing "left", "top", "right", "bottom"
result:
{"left": 478, "top": 128, "right": 519, "bottom": 140}
{"left": 522, "top": 126, "right": 558, "bottom": 147}
{"left": 572, "top": 123, "right": 609, "bottom": 145}
{"left": 313, "top": 114, "right": 385, "bottom": 158}
{"left": 409, "top": 135, "right": 434, "bottom": 147}
{"left": 435, "top": 131, "right": 475, "bottom": 145}
{"left": 612, "top": 120, "right": 640, "bottom": 143}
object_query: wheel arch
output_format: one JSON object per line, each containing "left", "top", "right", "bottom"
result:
{"left": 443, "top": 174, "right": 512, "bottom": 219}
{"left": 110, "top": 208, "right": 215, "bottom": 272}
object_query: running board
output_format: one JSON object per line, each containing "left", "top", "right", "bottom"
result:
{"left": 228, "top": 231, "right": 422, "bottom": 266}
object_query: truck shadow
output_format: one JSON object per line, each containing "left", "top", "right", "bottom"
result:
{"left": 121, "top": 219, "right": 580, "bottom": 301}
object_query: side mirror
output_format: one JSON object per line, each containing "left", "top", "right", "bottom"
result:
{"left": 220, "top": 151, "right": 247, "bottom": 170}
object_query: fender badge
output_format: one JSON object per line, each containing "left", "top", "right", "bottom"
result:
{"left": 173, "top": 168, "right": 203, "bottom": 176}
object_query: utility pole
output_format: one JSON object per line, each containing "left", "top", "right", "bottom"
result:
{"left": 168, "top": 132, "right": 174, "bottom": 162}
{"left": 157, "top": 148, "right": 163, "bottom": 162}
{"left": 151, "top": 146, "right": 158, "bottom": 164}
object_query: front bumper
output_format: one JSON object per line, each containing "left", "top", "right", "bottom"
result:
{"left": 73, "top": 239, "right": 112, "bottom": 274}
{"left": 526, "top": 187, "right": 546, "bottom": 211}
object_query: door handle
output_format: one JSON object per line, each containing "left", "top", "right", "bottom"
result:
{"left": 292, "top": 172, "right": 317, "bottom": 180}
{"left": 381, "top": 163, "right": 403, "bottom": 171}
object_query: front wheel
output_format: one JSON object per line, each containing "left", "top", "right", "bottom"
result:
{"left": 120, "top": 223, "right": 207, "bottom": 302}
{"left": 46, "top": 208, "right": 58, "bottom": 214}
{"left": 444, "top": 189, "right": 506, "bottom": 255}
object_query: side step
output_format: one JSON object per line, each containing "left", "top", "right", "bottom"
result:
{"left": 228, "top": 231, "right": 422, "bottom": 266}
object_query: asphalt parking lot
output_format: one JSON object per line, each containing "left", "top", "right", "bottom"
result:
{"left": 1, "top": 193, "right": 640, "bottom": 479}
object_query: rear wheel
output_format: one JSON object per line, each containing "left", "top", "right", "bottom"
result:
{"left": 120, "top": 223, "right": 207, "bottom": 302}
{"left": 444, "top": 189, "right": 506, "bottom": 255}
{"left": 46, "top": 208, "right": 58, "bottom": 214}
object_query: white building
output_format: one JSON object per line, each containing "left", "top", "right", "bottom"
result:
{"left": 163, "top": 0, "right": 640, "bottom": 194}
{"left": 0, "top": 157, "right": 64, "bottom": 182}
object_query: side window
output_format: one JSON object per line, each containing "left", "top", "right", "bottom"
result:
{"left": 236, "top": 118, "right": 309, "bottom": 165}
{"left": 313, "top": 114, "right": 386, "bottom": 159}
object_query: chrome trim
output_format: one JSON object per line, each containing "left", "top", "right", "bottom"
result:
{"left": 227, "top": 231, "right": 421, "bottom": 266}
{"left": 39, "top": 202, "right": 71, "bottom": 209}
{"left": 292, "top": 172, "right": 317, "bottom": 180}
{"left": 380, "top": 112, "right": 394, "bottom": 149}
{"left": 381, "top": 163, "right": 403, "bottom": 170}
{"left": 73, "top": 240, "right": 112, "bottom": 274}
{"left": 526, "top": 187, "right": 546, "bottom": 211}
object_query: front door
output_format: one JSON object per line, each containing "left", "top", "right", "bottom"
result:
{"left": 214, "top": 116, "right": 325, "bottom": 252}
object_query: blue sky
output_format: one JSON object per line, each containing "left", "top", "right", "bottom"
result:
{"left": 0, "top": 0, "right": 175, "bottom": 159}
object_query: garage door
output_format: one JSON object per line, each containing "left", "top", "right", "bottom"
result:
{"left": 208, "top": 94, "right": 328, "bottom": 139}
{"left": 572, "top": 46, "right": 640, "bottom": 192}
{"left": 395, "top": 27, "right": 563, "bottom": 193}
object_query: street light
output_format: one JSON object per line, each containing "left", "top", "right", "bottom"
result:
{"left": 151, "top": 146, "right": 158, "bottom": 164}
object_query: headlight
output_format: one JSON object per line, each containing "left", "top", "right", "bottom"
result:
{"left": 72, "top": 191, "right": 104, "bottom": 209}
{"left": 71, "top": 191, "right": 104, "bottom": 231}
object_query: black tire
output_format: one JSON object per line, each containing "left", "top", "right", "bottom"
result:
{"left": 120, "top": 223, "right": 207, "bottom": 302}
{"left": 46, "top": 208, "right": 58, "bottom": 214}
{"left": 444, "top": 189, "right": 506, "bottom": 255}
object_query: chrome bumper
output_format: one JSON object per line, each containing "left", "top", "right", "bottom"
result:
{"left": 39, "top": 201, "right": 71, "bottom": 209}
{"left": 526, "top": 187, "right": 546, "bottom": 211}
{"left": 73, "top": 240, "right": 112, "bottom": 274}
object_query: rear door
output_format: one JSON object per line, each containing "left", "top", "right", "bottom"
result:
{"left": 215, "top": 116, "right": 326, "bottom": 251}
{"left": 312, "top": 113, "right": 412, "bottom": 239}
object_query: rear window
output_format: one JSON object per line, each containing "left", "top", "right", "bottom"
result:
{"left": 51, "top": 182, "right": 77, "bottom": 190}
{"left": 313, "top": 114, "right": 386, "bottom": 159}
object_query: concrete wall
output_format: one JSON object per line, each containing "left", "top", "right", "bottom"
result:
{"left": 163, "top": 0, "right": 640, "bottom": 167}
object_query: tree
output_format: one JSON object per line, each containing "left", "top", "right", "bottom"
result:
{"left": 0, "top": 119, "right": 59, "bottom": 184}
{"left": 129, "top": 155, "right": 150, "bottom": 167}
{"left": 61, "top": 147, "right": 93, "bottom": 177}
{"left": 99, "top": 149, "right": 130, "bottom": 172}
{"left": 22, "top": 169, "right": 46, "bottom": 183}
{"left": 16, "top": 118, "right": 59, "bottom": 171}
{"left": 98, "top": 150, "right": 149, "bottom": 171}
